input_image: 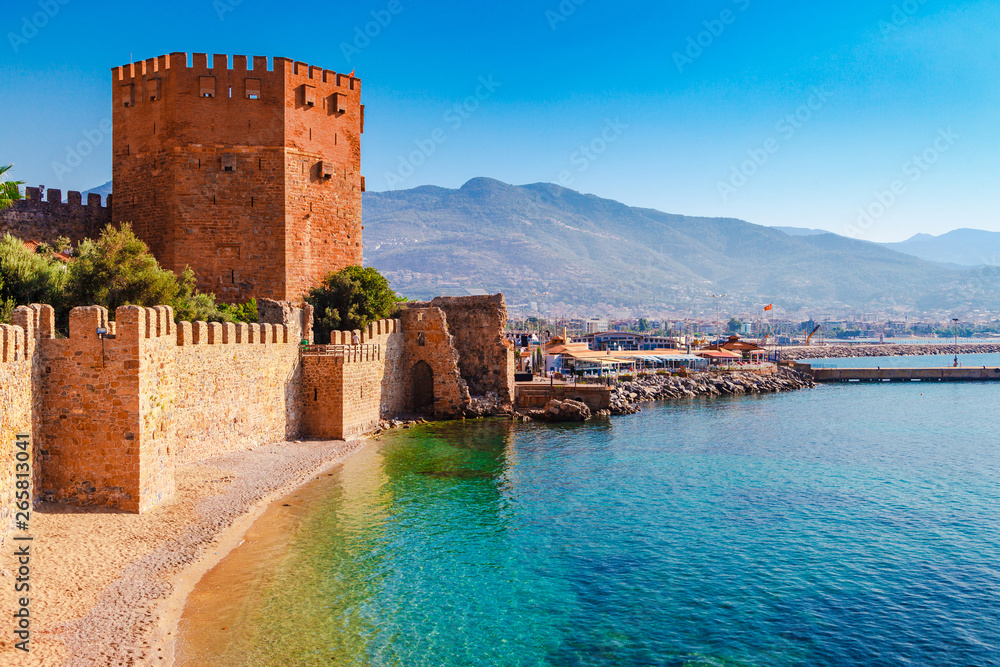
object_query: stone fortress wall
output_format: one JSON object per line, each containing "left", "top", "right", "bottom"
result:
{"left": 0, "top": 187, "right": 112, "bottom": 246}
{"left": 0, "top": 295, "right": 514, "bottom": 547}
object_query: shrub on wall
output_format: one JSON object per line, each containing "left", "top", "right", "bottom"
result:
{"left": 219, "top": 297, "right": 258, "bottom": 324}
{"left": 307, "top": 266, "right": 402, "bottom": 344}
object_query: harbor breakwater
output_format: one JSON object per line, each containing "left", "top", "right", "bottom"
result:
{"left": 608, "top": 369, "right": 815, "bottom": 415}
{"left": 781, "top": 343, "right": 1000, "bottom": 361}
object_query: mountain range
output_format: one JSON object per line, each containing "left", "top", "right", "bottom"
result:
{"left": 83, "top": 178, "right": 999, "bottom": 317}
{"left": 362, "top": 178, "right": 999, "bottom": 317}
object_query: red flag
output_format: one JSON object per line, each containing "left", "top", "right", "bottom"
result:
{"left": 764, "top": 304, "right": 773, "bottom": 311}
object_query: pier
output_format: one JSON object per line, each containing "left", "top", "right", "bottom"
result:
{"left": 800, "top": 365, "right": 1000, "bottom": 383}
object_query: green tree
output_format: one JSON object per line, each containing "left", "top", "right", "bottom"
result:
{"left": 638, "top": 318, "right": 650, "bottom": 332}
{"left": 219, "top": 297, "right": 259, "bottom": 323}
{"left": 0, "top": 233, "right": 68, "bottom": 320}
{"left": 727, "top": 317, "right": 743, "bottom": 334}
{"left": 0, "top": 275, "right": 14, "bottom": 324}
{"left": 306, "top": 266, "right": 402, "bottom": 344}
{"left": 0, "top": 165, "right": 23, "bottom": 211}
{"left": 66, "top": 225, "right": 232, "bottom": 323}
{"left": 66, "top": 224, "right": 182, "bottom": 313}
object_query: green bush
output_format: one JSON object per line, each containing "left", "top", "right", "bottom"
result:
{"left": 0, "top": 233, "right": 68, "bottom": 322}
{"left": 0, "top": 225, "right": 235, "bottom": 328}
{"left": 619, "top": 374, "right": 634, "bottom": 382}
{"left": 219, "top": 297, "right": 258, "bottom": 323}
{"left": 307, "top": 266, "right": 402, "bottom": 344}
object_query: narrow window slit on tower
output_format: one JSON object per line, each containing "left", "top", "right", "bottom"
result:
{"left": 314, "top": 388, "right": 318, "bottom": 401}
{"left": 213, "top": 195, "right": 216, "bottom": 205}
{"left": 251, "top": 197, "right": 254, "bottom": 207}
{"left": 258, "top": 158, "right": 262, "bottom": 170}
{"left": 231, "top": 270, "right": 235, "bottom": 284}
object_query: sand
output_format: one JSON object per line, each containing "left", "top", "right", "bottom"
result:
{"left": 0, "top": 438, "right": 368, "bottom": 666}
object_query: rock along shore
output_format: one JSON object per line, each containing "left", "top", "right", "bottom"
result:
{"left": 780, "top": 343, "right": 1000, "bottom": 361}
{"left": 606, "top": 368, "right": 816, "bottom": 416}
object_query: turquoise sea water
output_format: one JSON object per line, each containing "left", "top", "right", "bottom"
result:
{"left": 180, "top": 362, "right": 1000, "bottom": 666}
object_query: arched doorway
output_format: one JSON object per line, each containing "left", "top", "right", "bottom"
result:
{"left": 412, "top": 360, "right": 434, "bottom": 413}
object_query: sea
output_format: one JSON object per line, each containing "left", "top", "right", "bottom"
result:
{"left": 176, "top": 353, "right": 1000, "bottom": 666}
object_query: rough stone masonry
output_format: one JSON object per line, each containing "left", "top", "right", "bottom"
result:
{"left": 0, "top": 295, "right": 515, "bottom": 547}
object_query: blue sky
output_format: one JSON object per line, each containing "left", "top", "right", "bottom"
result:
{"left": 1, "top": 0, "right": 996, "bottom": 242}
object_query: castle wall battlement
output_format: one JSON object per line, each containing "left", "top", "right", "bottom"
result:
{"left": 0, "top": 295, "right": 512, "bottom": 547}
{"left": 0, "top": 186, "right": 112, "bottom": 247}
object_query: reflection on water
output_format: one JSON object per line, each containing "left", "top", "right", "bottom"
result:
{"left": 177, "top": 380, "right": 1000, "bottom": 666}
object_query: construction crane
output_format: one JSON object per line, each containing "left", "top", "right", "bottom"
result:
{"left": 806, "top": 325, "right": 821, "bottom": 345}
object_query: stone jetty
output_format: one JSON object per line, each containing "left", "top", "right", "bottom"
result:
{"left": 781, "top": 343, "right": 1000, "bottom": 361}
{"left": 606, "top": 368, "right": 815, "bottom": 416}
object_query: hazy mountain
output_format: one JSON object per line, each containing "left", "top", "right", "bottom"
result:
{"left": 83, "top": 180, "right": 112, "bottom": 201}
{"left": 772, "top": 226, "right": 834, "bottom": 237}
{"left": 363, "top": 178, "right": 1000, "bottom": 315}
{"left": 880, "top": 229, "right": 1000, "bottom": 267}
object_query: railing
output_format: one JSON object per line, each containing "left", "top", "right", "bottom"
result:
{"left": 302, "top": 344, "right": 381, "bottom": 360}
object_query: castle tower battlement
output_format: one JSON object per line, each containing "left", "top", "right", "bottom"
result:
{"left": 112, "top": 52, "right": 365, "bottom": 304}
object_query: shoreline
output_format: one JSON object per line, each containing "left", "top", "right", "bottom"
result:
{"left": 780, "top": 343, "right": 1000, "bottom": 360}
{"left": 4, "top": 437, "right": 372, "bottom": 666}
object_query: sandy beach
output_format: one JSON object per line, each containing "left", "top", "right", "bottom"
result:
{"left": 0, "top": 437, "right": 370, "bottom": 666}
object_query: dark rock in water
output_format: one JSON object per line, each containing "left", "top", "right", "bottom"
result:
{"left": 529, "top": 398, "right": 592, "bottom": 422}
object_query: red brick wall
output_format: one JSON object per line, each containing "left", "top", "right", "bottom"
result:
{"left": 113, "top": 53, "right": 363, "bottom": 303}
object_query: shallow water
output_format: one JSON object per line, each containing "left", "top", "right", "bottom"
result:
{"left": 177, "top": 371, "right": 1000, "bottom": 666}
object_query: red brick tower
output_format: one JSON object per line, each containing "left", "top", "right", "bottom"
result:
{"left": 112, "top": 53, "right": 364, "bottom": 302}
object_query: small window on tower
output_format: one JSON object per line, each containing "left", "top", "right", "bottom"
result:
{"left": 245, "top": 78, "right": 261, "bottom": 100}
{"left": 222, "top": 154, "right": 236, "bottom": 172}
{"left": 319, "top": 161, "right": 334, "bottom": 180}
{"left": 200, "top": 76, "right": 216, "bottom": 98}
{"left": 302, "top": 84, "right": 316, "bottom": 107}
{"left": 146, "top": 78, "right": 162, "bottom": 101}
{"left": 121, "top": 84, "right": 135, "bottom": 107}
